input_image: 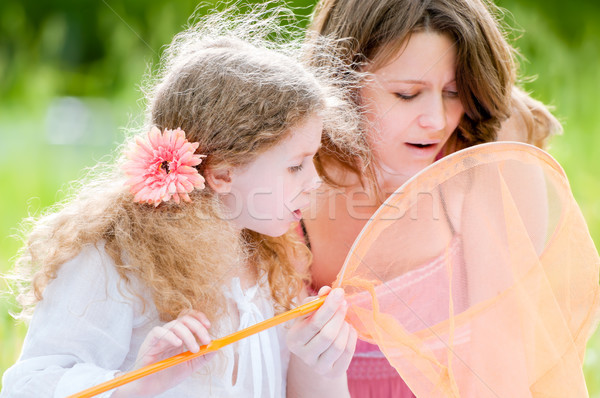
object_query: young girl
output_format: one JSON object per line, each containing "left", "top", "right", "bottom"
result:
{"left": 1, "top": 10, "right": 359, "bottom": 398}
{"left": 301, "top": 0, "right": 564, "bottom": 396}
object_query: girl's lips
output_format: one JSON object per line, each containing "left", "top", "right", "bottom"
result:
{"left": 292, "top": 208, "right": 303, "bottom": 221}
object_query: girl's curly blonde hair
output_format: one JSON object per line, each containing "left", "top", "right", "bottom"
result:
{"left": 9, "top": 7, "right": 361, "bottom": 324}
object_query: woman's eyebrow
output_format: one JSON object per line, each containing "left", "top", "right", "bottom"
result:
{"left": 384, "top": 78, "right": 456, "bottom": 85}
{"left": 386, "top": 79, "right": 425, "bottom": 84}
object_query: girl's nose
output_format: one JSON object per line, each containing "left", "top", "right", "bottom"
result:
{"left": 304, "top": 162, "right": 322, "bottom": 192}
{"left": 305, "top": 175, "right": 323, "bottom": 192}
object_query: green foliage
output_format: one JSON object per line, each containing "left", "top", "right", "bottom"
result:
{"left": 1, "top": 0, "right": 599, "bottom": 394}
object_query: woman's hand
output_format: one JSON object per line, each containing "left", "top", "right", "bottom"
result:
{"left": 286, "top": 286, "right": 357, "bottom": 377}
{"left": 112, "top": 310, "right": 213, "bottom": 398}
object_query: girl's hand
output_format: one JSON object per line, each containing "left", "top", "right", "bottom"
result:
{"left": 112, "top": 310, "right": 213, "bottom": 398}
{"left": 286, "top": 287, "right": 357, "bottom": 377}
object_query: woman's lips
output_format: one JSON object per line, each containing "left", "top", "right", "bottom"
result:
{"left": 404, "top": 142, "right": 439, "bottom": 157}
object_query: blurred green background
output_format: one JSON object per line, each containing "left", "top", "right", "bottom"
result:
{"left": 1, "top": 0, "right": 599, "bottom": 393}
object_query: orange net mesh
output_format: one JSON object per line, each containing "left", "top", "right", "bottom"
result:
{"left": 335, "top": 142, "right": 600, "bottom": 397}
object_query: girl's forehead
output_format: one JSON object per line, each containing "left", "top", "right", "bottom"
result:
{"left": 283, "top": 115, "right": 323, "bottom": 148}
{"left": 247, "top": 115, "right": 323, "bottom": 164}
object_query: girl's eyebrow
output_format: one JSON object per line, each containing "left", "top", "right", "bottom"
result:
{"left": 293, "top": 144, "right": 322, "bottom": 160}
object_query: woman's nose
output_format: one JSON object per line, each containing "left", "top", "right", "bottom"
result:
{"left": 418, "top": 94, "right": 446, "bottom": 131}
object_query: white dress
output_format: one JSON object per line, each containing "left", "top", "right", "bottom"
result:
{"left": 0, "top": 242, "right": 290, "bottom": 398}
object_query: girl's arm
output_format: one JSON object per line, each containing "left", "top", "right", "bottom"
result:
{"left": 1, "top": 243, "right": 215, "bottom": 398}
{"left": 1, "top": 244, "right": 136, "bottom": 398}
{"left": 285, "top": 287, "right": 357, "bottom": 397}
{"left": 111, "top": 310, "right": 213, "bottom": 398}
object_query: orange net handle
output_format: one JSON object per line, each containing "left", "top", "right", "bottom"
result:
{"left": 67, "top": 295, "right": 327, "bottom": 398}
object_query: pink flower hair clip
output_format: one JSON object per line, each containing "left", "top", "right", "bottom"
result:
{"left": 123, "top": 126, "right": 206, "bottom": 206}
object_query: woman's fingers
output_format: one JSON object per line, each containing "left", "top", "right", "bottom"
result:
{"left": 291, "top": 288, "right": 345, "bottom": 341}
{"left": 302, "top": 299, "right": 348, "bottom": 354}
{"left": 297, "top": 288, "right": 345, "bottom": 342}
{"left": 328, "top": 323, "right": 357, "bottom": 376}
{"left": 317, "top": 285, "right": 332, "bottom": 297}
{"left": 306, "top": 310, "right": 356, "bottom": 377}
{"left": 312, "top": 314, "right": 350, "bottom": 372}
{"left": 287, "top": 287, "right": 357, "bottom": 376}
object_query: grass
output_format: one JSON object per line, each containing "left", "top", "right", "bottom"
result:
{"left": 0, "top": 101, "right": 128, "bottom": 383}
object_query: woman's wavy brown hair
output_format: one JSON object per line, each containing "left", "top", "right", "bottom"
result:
{"left": 10, "top": 8, "right": 360, "bottom": 324}
{"left": 309, "top": 0, "right": 560, "bottom": 194}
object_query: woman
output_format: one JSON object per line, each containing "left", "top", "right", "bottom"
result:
{"left": 302, "top": 0, "right": 562, "bottom": 396}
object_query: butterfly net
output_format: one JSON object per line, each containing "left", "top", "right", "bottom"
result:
{"left": 334, "top": 142, "right": 600, "bottom": 397}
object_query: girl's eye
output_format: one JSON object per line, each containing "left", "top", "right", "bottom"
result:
{"left": 289, "top": 164, "right": 304, "bottom": 173}
{"left": 394, "top": 92, "right": 418, "bottom": 101}
{"left": 444, "top": 90, "right": 459, "bottom": 98}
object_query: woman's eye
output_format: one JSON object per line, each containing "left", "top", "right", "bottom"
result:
{"left": 394, "top": 92, "right": 418, "bottom": 101}
{"left": 289, "top": 164, "right": 304, "bottom": 173}
{"left": 444, "top": 90, "right": 459, "bottom": 98}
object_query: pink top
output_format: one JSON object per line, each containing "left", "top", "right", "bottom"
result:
{"left": 348, "top": 340, "right": 414, "bottom": 397}
{"left": 346, "top": 236, "right": 465, "bottom": 397}
{"left": 298, "top": 221, "right": 465, "bottom": 397}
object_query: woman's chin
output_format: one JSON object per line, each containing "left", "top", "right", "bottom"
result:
{"left": 376, "top": 162, "right": 430, "bottom": 189}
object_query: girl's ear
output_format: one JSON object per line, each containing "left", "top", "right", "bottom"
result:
{"left": 204, "top": 167, "right": 233, "bottom": 194}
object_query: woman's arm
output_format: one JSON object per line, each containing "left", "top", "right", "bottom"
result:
{"left": 458, "top": 154, "right": 549, "bottom": 396}
{"left": 285, "top": 287, "right": 356, "bottom": 398}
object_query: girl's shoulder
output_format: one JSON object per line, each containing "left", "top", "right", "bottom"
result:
{"left": 43, "top": 241, "right": 154, "bottom": 323}
{"left": 53, "top": 241, "right": 121, "bottom": 290}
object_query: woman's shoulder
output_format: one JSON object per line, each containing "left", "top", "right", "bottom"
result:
{"left": 303, "top": 184, "right": 373, "bottom": 288}
{"left": 498, "top": 87, "right": 562, "bottom": 148}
